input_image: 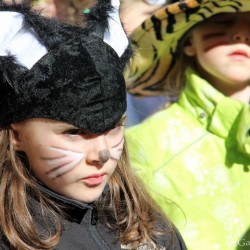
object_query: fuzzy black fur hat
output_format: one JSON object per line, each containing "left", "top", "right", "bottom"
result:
{"left": 0, "top": 0, "right": 131, "bottom": 134}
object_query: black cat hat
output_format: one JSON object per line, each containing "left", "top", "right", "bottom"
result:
{"left": 0, "top": 0, "right": 131, "bottom": 133}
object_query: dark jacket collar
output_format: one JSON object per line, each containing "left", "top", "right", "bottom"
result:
{"left": 38, "top": 184, "right": 93, "bottom": 223}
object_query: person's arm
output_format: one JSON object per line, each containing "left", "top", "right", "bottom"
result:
{"left": 120, "top": 0, "right": 168, "bottom": 35}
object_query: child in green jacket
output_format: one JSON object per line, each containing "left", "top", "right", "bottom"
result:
{"left": 0, "top": 0, "right": 187, "bottom": 249}
{"left": 126, "top": 0, "right": 250, "bottom": 249}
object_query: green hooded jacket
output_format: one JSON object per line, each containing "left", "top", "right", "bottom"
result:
{"left": 126, "top": 68, "right": 250, "bottom": 250}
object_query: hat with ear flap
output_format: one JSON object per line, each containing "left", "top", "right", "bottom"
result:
{"left": 125, "top": 0, "right": 250, "bottom": 96}
{"left": 0, "top": 0, "right": 131, "bottom": 134}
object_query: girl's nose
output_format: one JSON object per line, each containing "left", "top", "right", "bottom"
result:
{"left": 232, "top": 22, "right": 250, "bottom": 43}
{"left": 232, "top": 32, "right": 250, "bottom": 43}
{"left": 86, "top": 135, "right": 111, "bottom": 165}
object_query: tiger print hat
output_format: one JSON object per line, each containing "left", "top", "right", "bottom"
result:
{"left": 126, "top": 0, "right": 250, "bottom": 96}
{"left": 0, "top": 0, "right": 131, "bottom": 133}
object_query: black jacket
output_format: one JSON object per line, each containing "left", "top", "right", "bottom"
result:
{"left": 0, "top": 186, "right": 187, "bottom": 250}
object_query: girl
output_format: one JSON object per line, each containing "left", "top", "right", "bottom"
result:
{"left": 126, "top": 0, "right": 250, "bottom": 249}
{"left": 0, "top": 0, "right": 186, "bottom": 249}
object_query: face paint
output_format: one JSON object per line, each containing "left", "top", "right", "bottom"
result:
{"left": 110, "top": 137, "right": 124, "bottom": 161}
{"left": 98, "top": 149, "right": 111, "bottom": 164}
{"left": 41, "top": 147, "right": 85, "bottom": 179}
{"left": 202, "top": 33, "right": 228, "bottom": 52}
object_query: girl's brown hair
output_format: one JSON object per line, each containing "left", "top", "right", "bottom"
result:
{"left": 161, "top": 52, "right": 195, "bottom": 99}
{"left": 161, "top": 25, "right": 203, "bottom": 99}
{"left": 0, "top": 129, "right": 173, "bottom": 249}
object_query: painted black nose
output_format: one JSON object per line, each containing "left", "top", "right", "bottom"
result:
{"left": 98, "top": 150, "right": 111, "bottom": 164}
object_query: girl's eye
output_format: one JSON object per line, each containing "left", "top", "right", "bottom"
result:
{"left": 64, "top": 129, "right": 82, "bottom": 136}
{"left": 64, "top": 129, "right": 95, "bottom": 139}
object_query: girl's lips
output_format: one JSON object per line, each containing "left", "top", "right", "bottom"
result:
{"left": 229, "top": 50, "right": 249, "bottom": 60}
{"left": 81, "top": 174, "right": 106, "bottom": 186}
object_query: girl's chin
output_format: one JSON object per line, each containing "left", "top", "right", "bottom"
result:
{"left": 71, "top": 189, "right": 104, "bottom": 203}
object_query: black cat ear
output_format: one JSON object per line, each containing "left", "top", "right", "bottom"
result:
{"left": 0, "top": 11, "right": 47, "bottom": 70}
{"left": 84, "top": 0, "right": 129, "bottom": 57}
{"left": 0, "top": 10, "right": 48, "bottom": 92}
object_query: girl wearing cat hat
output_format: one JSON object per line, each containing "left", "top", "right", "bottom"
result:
{"left": 0, "top": 0, "right": 186, "bottom": 249}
